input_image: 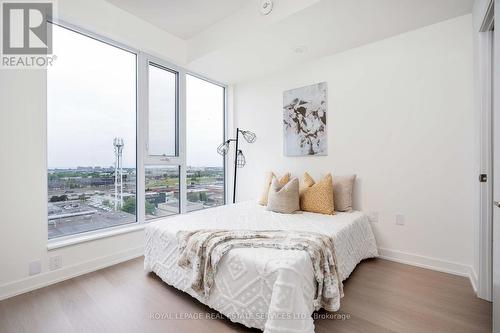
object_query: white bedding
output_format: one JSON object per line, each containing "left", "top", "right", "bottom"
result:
{"left": 144, "top": 201, "right": 378, "bottom": 333}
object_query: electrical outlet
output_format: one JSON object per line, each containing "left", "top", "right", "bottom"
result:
{"left": 368, "top": 212, "right": 379, "bottom": 223}
{"left": 395, "top": 214, "right": 405, "bottom": 226}
{"left": 29, "top": 261, "right": 41, "bottom": 276}
{"left": 49, "top": 256, "right": 62, "bottom": 271}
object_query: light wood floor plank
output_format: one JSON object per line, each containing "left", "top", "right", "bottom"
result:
{"left": 0, "top": 257, "right": 491, "bottom": 333}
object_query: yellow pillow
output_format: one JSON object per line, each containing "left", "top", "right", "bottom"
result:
{"left": 258, "top": 172, "right": 291, "bottom": 205}
{"left": 299, "top": 172, "right": 334, "bottom": 214}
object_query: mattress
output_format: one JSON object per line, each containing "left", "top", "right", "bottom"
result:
{"left": 144, "top": 201, "right": 378, "bottom": 333}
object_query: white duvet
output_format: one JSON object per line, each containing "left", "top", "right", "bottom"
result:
{"left": 144, "top": 201, "right": 378, "bottom": 333}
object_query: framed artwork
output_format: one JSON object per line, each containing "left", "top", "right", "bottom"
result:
{"left": 283, "top": 82, "right": 327, "bottom": 156}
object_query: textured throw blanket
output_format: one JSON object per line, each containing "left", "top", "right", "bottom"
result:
{"left": 177, "top": 229, "right": 344, "bottom": 311}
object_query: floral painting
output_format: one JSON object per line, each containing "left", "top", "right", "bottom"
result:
{"left": 283, "top": 82, "right": 327, "bottom": 156}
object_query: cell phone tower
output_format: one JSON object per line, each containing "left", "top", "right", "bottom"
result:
{"left": 113, "top": 138, "right": 124, "bottom": 210}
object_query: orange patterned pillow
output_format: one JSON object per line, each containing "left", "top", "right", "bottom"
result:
{"left": 258, "top": 172, "right": 291, "bottom": 205}
{"left": 299, "top": 172, "right": 334, "bottom": 215}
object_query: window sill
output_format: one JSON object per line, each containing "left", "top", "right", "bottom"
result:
{"left": 47, "top": 223, "right": 145, "bottom": 251}
{"left": 46, "top": 206, "right": 225, "bottom": 251}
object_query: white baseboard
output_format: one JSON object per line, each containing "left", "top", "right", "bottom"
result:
{"left": 468, "top": 267, "right": 478, "bottom": 294}
{"left": 378, "top": 247, "right": 477, "bottom": 293}
{"left": 0, "top": 246, "right": 144, "bottom": 301}
{"left": 0, "top": 246, "right": 478, "bottom": 301}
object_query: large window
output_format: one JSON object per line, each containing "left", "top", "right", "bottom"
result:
{"left": 144, "top": 61, "right": 181, "bottom": 221}
{"left": 148, "top": 64, "right": 177, "bottom": 157}
{"left": 186, "top": 75, "right": 225, "bottom": 211}
{"left": 145, "top": 166, "right": 180, "bottom": 220}
{"left": 47, "top": 24, "right": 137, "bottom": 239}
{"left": 47, "top": 23, "right": 226, "bottom": 239}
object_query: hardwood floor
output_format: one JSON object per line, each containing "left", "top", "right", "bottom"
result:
{"left": 0, "top": 257, "right": 491, "bottom": 333}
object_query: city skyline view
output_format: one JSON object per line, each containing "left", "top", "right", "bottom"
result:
{"left": 47, "top": 23, "right": 225, "bottom": 239}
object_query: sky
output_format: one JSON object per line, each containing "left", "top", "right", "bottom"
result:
{"left": 47, "top": 24, "right": 224, "bottom": 169}
{"left": 186, "top": 75, "right": 224, "bottom": 168}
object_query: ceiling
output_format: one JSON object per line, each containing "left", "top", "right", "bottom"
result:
{"left": 105, "top": 0, "right": 474, "bottom": 84}
{"left": 106, "top": 0, "right": 249, "bottom": 39}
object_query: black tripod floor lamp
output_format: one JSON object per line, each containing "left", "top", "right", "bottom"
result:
{"left": 217, "top": 128, "right": 257, "bottom": 203}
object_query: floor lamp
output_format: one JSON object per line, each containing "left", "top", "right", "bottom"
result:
{"left": 217, "top": 128, "right": 257, "bottom": 203}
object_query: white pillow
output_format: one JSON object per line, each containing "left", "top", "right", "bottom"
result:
{"left": 267, "top": 177, "right": 300, "bottom": 214}
{"left": 333, "top": 175, "right": 356, "bottom": 212}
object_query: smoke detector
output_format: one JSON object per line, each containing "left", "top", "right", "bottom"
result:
{"left": 260, "top": 0, "right": 273, "bottom": 15}
{"left": 292, "top": 45, "right": 308, "bottom": 54}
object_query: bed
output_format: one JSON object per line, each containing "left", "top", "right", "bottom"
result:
{"left": 144, "top": 200, "right": 378, "bottom": 333}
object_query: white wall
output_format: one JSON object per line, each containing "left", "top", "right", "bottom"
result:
{"left": 0, "top": 0, "right": 186, "bottom": 299}
{"left": 233, "top": 15, "right": 475, "bottom": 276}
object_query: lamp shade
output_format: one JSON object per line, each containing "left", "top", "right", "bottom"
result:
{"left": 240, "top": 130, "right": 257, "bottom": 143}
{"left": 236, "top": 150, "right": 246, "bottom": 168}
{"left": 217, "top": 141, "right": 230, "bottom": 155}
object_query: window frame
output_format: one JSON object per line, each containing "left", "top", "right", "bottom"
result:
{"left": 145, "top": 59, "right": 180, "bottom": 160}
{"left": 185, "top": 73, "right": 227, "bottom": 210}
{"left": 46, "top": 20, "right": 140, "bottom": 241}
{"left": 46, "top": 19, "right": 227, "bottom": 245}
{"left": 139, "top": 54, "right": 186, "bottom": 218}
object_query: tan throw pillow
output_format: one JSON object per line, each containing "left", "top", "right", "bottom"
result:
{"left": 258, "top": 172, "right": 291, "bottom": 205}
{"left": 299, "top": 172, "right": 334, "bottom": 215}
{"left": 266, "top": 177, "right": 300, "bottom": 214}
{"left": 333, "top": 175, "right": 356, "bottom": 212}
